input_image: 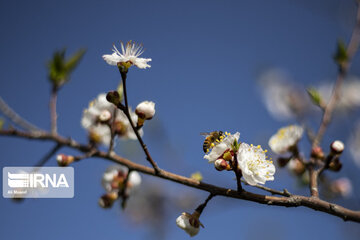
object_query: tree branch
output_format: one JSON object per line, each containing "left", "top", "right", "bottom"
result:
{"left": 308, "top": 4, "right": 360, "bottom": 198}
{"left": 1, "top": 128, "right": 359, "bottom": 223}
{"left": 0, "top": 96, "right": 43, "bottom": 132}
{"left": 119, "top": 71, "right": 160, "bottom": 174}
{"left": 50, "top": 86, "right": 58, "bottom": 135}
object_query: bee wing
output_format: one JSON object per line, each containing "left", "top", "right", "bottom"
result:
{"left": 200, "top": 132, "right": 211, "bottom": 137}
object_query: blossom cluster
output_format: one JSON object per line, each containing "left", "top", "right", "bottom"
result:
{"left": 81, "top": 93, "right": 142, "bottom": 146}
{"left": 99, "top": 165, "right": 141, "bottom": 208}
{"left": 204, "top": 132, "right": 276, "bottom": 186}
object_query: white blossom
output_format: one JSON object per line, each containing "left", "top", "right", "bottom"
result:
{"left": 268, "top": 125, "right": 303, "bottom": 154}
{"left": 259, "top": 69, "right": 310, "bottom": 120}
{"left": 203, "top": 132, "right": 240, "bottom": 163}
{"left": 102, "top": 41, "right": 151, "bottom": 69}
{"left": 237, "top": 143, "right": 275, "bottom": 186}
{"left": 136, "top": 101, "right": 156, "bottom": 120}
{"left": 176, "top": 212, "right": 201, "bottom": 237}
{"left": 102, "top": 165, "right": 141, "bottom": 194}
{"left": 317, "top": 77, "right": 360, "bottom": 110}
{"left": 81, "top": 93, "right": 143, "bottom": 145}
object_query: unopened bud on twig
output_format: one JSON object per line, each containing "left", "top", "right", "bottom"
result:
{"left": 214, "top": 159, "right": 231, "bottom": 171}
{"left": 98, "top": 110, "right": 112, "bottom": 123}
{"left": 277, "top": 157, "right": 291, "bottom": 167}
{"left": 330, "top": 140, "right": 345, "bottom": 154}
{"left": 287, "top": 158, "right": 306, "bottom": 176}
{"left": 311, "top": 146, "right": 325, "bottom": 159}
{"left": 135, "top": 101, "right": 155, "bottom": 127}
{"left": 176, "top": 211, "right": 203, "bottom": 237}
{"left": 98, "top": 192, "right": 118, "bottom": 208}
{"left": 56, "top": 154, "right": 74, "bottom": 166}
{"left": 328, "top": 157, "right": 342, "bottom": 172}
{"left": 106, "top": 91, "right": 121, "bottom": 106}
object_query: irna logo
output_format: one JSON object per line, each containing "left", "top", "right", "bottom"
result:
{"left": 8, "top": 172, "right": 69, "bottom": 188}
{"left": 3, "top": 167, "right": 74, "bottom": 198}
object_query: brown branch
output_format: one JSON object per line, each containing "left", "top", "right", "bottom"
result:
{"left": 1, "top": 128, "right": 360, "bottom": 223}
{"left": 119, "top": 71, "right": 160, "bottom": 174}
{"left": 35, "top": 143, "right": 62, "bottom": 167}
{"left": 233, "top": 153, "right": 242, "bottom": 192}
{"left": 241, "top": 179, "right": 291, "bottom": 197}
{"left": 308, "top": 4, "right": 360, "bottom": 198}
{"left": 108, "top": 108, "right": 118, "bottom": 155}
{"left": 309, "top": 163, "right": 319, "bottom": 198}
{"left": 195, "top": 193, "right": 215, "bottom": 215}
{"left": 0, "top": 96, "right": 43, "bottom": 132}
{"left": 50, "top": 86, "right": 58, "bottom": 135}
{"left": 120, "top": 169, "right": 132, "bottom": 209}
{"left": 313, "top": 5, "right": 360, "bottom": 147}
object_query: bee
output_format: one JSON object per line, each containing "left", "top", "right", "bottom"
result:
{"left": 201, "top": 131, "right": 224, "bottom": 153}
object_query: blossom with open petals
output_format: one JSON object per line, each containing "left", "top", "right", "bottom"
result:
{"left": 81, "top": 93, "right": 143, "bottom": 145}
{"left": 102, "top": 41, "right": 151, "bottom": 69}
{"left": 268, "top": 125, "right": 303, "bottom": 154}
{"left": 237, "top": 143, "right": 275, "bottom": 186}
{"left": 176, "top": 212, "right": 203, "bottom": 237}
{"left": 102, "top": 165, "right": 141, "bottom": 194}
{"left": 203, "top": 132, "right": 240, "bottom": 163}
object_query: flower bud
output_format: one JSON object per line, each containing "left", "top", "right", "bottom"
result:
{"left": 98, "top": 110, "right": 112, "bottom": 123}
{"left": 56, "top": 154, "right": 74, "bottom": 166}
{"left": 277, "top": 157, "right": 290, "bottom": 167}
{"left": 330, "top": 140, "right": 345, "bottom": 154}
{"left": 214, "top": 159, "right": 230, "bottom": 171}
{"left": 98, "top": 192, "right": 118, "bottom": 208}
{"left": 311, "top": 146, "right": 325, "bottom": 159}
{"left": 176, "top": 212, "right": 202, "bottom": 237}
{"left": 287, "top": 158, "right": 306, "bottom": 176}
{"left": 114, "top": 121, "right": 127, "bottom": 136}
{"left": 328, "top": 157, "right": 342, "bottom": 172}
{"left": 106, "top": 91, "right": 121, "bottom": 106}
{"left": 135, "top": 101, "right": 155, "bottom": 127}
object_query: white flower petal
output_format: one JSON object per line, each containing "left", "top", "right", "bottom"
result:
{"left": 102, "top": 53, "right": 121, "bottom": 66}
{"left": 176, "top": 213, "right": 200, "bottom": 237}
{"left": 203, "top": 132, "right": 240, "bottom": 163}
{"left": 268, "top": 125, "right": 303, "bottom": 154}
{"left": 237, "top": 143, "right": 275, "bottom": 186}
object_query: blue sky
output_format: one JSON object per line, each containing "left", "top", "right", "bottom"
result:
{"left": 0, "top": 0, "right": 360, "bottom": 239}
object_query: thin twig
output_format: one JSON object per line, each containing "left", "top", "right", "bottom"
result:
{"left": 120, "top": 169, "right": 132, "bottom": 209}
{"left": 1, "top": 128, "right": 360, "bottom": 222}
{"left": 0, "top": 96, "right": 42, "bottom": 132}
{"left": 233, "top": 153, "right": 242, "bottom": 192}
{"left": 50, "top": 86, "right": 58, "bottom": 135}
{"left": 313, "top": 5, "right": 360, "bottom": 147}
{"left": 241, "top": 179, "right": 291, "bottom": 197}
{"left": 195, "top": 193, "right": 215, "bottom": 215}
{"left": 73, "top": 148, "right": 97, "bottom": 162}
{"left": 108, "top": 108, "right": 118, "bottom": 154}
{"left": 35, "top": 143, "right": 62, "bottom": 167}
{"left": 120, "top": 71, "right": 160, "bottom": 174}
{"left": 309, "top": 4, "right": 360, "bottom": 198}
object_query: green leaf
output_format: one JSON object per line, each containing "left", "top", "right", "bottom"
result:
{"left": 307, "top": 87, "right": 322, "bottom": 107}
{"left": 333, "top": 40, "right": 348, "bottom": 65}
{"left": 64, "top": 49, "right": 86, "bottom": 73}
{"left": 47, "top": 48, "right": 86, "bottom": 87}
